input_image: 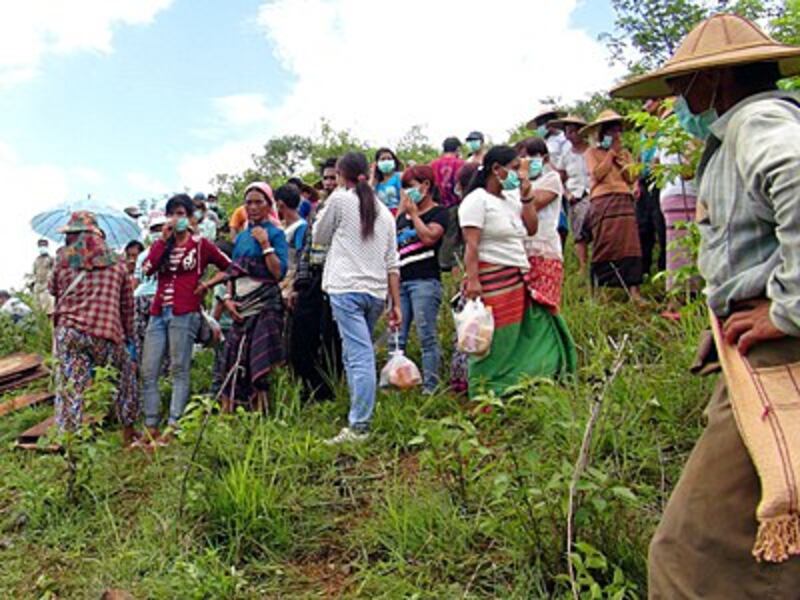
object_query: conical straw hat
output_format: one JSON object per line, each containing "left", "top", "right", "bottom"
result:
{"left": 578, "top": 109, "right": 625, "bottom": 138}
{"left": 611, "top": 13, "right": 800, "bottom": 99}
{"left": 526, "top": 109, "right": 567, "bottom": 130}
{"left": 549, "top": 114, "right": 587, "bottom": 129}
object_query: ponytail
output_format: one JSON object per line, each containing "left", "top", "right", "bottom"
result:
{"left": 338, "top": 152, "right": 379, "bottom": 240}
{"left": 355, "top": 181, "right": 377, "bottom": 239}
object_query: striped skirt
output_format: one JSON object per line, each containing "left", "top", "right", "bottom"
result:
{"left": 468, "top": 263, "right": 576, "bottom": 398}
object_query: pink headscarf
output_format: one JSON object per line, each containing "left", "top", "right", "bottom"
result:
{"left": 244, "top": 182, "right": 281, "bottom": 226}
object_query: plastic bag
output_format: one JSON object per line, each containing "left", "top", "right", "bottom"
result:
{"left": 454, "top": 298, "right": 494, "bottom": 357}
{"left": 379, "top": 333, "right": 422, "bottom": 389}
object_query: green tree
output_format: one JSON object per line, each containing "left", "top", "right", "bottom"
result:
{"left": 601, "top": 0, "right": 784, "bottom": 70}
{"left": 395, "top": 124, "right": 438, "bottom": 166}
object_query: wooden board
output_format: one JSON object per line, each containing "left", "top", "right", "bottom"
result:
{"left": 15, "top": 414, "right": 99, "bottom": 452}
{"left": 0, "top": 353, "right": 42, "bottom": 381}
{"left": 0, "top": 366, "right": 49, "bottom": 395}
{"left": 0, "top": 391, "right": 53, "bottom": 417}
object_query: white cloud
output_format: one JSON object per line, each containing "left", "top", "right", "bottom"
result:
{"left": 177, "top": 0, "right": 624, "bottom": 189}
{"left": 127, "top": 171, "right": 170, "bottom": 196}
{"left": 0, "top": 142, "right": 69, "bottom": 289}
{"left": 0, "top": 0, "right": 173, "bottom": 86}
{"left": 255, "top": 0, "right": 624, "bottom": 143}
{"left": 213, "top": 93, "right": 272, "bottom": 127}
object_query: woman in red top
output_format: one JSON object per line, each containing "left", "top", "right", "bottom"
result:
{"left": 139, "top": 194, "right": 231, "bottom": 445}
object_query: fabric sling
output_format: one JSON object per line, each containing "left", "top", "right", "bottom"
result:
{"left": 709, "top": 311, "right": 800, "bottom": 563}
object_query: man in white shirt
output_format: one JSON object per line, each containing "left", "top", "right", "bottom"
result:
{"left": 0, "top": 290, "right": 32, "bottom": 323}
{"left": 555, "top": 116, "right": 591, "bottom": 273}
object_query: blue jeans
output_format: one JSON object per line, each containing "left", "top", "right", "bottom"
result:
{"left": 141, "top": 307, "right": 200, "bottom": 428}
{"left": 329, "top": 292, "right": 384, "bottom": 433}
{"left": 398, "top": 278, "right": 442, "bottom": 392}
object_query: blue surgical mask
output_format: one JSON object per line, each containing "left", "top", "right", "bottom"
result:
{"left": 529, "top": 157, "right": 544, "bottom": 178}
{"left": 175, "top": 217, "right": 189, "bottom": 232}
{"left": 501, "top": 168, "right": 521, "bottom": 191}
{"left": 466, "top": 139, "right": 481, "bottom": 153}
{"left": 536, "top": 125, "right": 548, "bottom": 138}
{"left": 406, "top": 187, "right": 424, "bottom": 204}
{"left": 193, "top": 209, "right": 204, "bottom": 221}
{"left": 377, "top": 159, "right": 396, "bottom": 174}
{"left": 674, "top": 95, "right": 718, "bottom": 141}
{"left": 600, "top": 135, "right": 613, "bottom": 150}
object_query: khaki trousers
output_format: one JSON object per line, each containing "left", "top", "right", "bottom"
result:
{"left": 649, "top": 338, "right": 800, "bottom": 599}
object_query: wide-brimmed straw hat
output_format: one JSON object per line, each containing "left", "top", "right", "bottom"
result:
{"left": 578, "top": 110, "right": 625, "bottom": 138}
{"left": 549, "top": 114, "right": 587, "bottom": 129}
{"left": 612, "top": 13, "right": 800, "bottom": 99}
{"left": 526, "top": 109, "right": 567, "bottom": 130}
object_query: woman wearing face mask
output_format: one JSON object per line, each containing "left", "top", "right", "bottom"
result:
{"left": 372, "top": 148, "right": 404, "bottom": 214}
{"left": 459, "top": 146, "right": 576, "bottom": 397}
{"left": 396, "top": 165, "right": 449, "bottom": 393}
{"left": 581, "top": 110, "right": 644, "bottom": 301}
{"left": 192, "top": 197, "right": 217, "bottom": 241}
{"left": 518, "top": 138, "right": 571, "bottom": 313}
{"left": 138, "top": 194, "right": 231, "bottom": 446}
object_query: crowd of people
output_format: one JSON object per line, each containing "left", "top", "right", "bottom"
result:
{"left": 5, "top": 11, "right": 800, "bottom": 596}
{"left": 15, "top": 94, "right": 706, "bottom": 448}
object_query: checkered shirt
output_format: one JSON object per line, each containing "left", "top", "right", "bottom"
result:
{"left": 49, "top": 260, "right": 134, "bottom": 345}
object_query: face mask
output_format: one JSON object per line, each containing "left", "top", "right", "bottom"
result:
{"left": 406, "top": 187, "right": 424, "bottom": 204}
{"left": 529, "top": 157, "right": 544, "bottom": 178}
{"left": 175, "top": 217, "right": 189, "bottom": 232}
{"left": 536, "top": 125, "right": 547, "bottom": 138}
{"left": 600, "top": 135, "right": 613, "bottom": 150}
{"left": 377, "top": 159, "right": 396, "bottom": 174}
{"left": 500, "top": 168, "right": 521, "bottom": 191}
{"left": 193, "top": 209, "right": 204, "bottom": 221}
{"left": 674, "top": 95, "right": 718, "bottom": 141}
{"left": 466, "top": 139, "right": 481, "bottom": 153}
{"left": 38, "top": 247, "right": 48, "bottom": 256}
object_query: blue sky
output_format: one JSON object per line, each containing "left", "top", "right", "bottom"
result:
{"left": 0, "top": 0, "right": 617, "bottom": 287}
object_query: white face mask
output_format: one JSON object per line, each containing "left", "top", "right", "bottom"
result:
{"left": 38, "top": 247, "right": 49, "bottom": 256}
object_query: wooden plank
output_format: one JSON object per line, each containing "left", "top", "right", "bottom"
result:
{"left": 15, "top": 414, "right": 100, "bottom": 452}
{"left": 0, "top": 353, "right": 42, "bottom": 381}
{"left": 0, "top": 366, "right": 49, "bottom": 394}
{"left": 0, "top": 391, "right": 53, "bottom": 417}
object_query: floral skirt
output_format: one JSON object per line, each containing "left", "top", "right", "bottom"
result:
{"left": 54, "top": 326, "right": 138, "bottom": 432}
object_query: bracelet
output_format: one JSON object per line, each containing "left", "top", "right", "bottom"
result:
{"left": 223, "top": 293, "right": 232, "bottom": 301}
{"left": 521, "top": 196, "right": 534, "bottom": 205}
{"left": 262, "top": 247, "right": 275, "bottom": 256}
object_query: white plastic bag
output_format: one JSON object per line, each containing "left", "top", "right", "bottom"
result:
{"left": 455, "top": 298, "right": 494, "bottom": 357}
{"left": 379, "top": 333, "right": 422, "bottom": 389}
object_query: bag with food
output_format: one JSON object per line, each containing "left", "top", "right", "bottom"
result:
{"left": 379, "top": 334, "right": 422, "bottom": 390}
{"left": 454, "top": 298, "right": 494, "bottom": 357}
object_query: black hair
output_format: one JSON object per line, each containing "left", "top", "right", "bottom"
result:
{"left": 373, "top": 147, "right": 402, "bottom": 183}
{"left": 522, "top": 137, "right": 548, "bottom": 157}
{"left": 125, "top": 240, "right": 145, "bottom": 254}
{"left": 275, "top": 184, "right": 302, "bottom": 210}
{"left": 319, "top": 157, "right": 338, "bottom": 175}
{"left": 443, "top": 137, "right": 461, "bottom": 153}
{"left": 465, "top": 145, "right": 518, "bottom": 196}
{"left": 216, "top": 239, "right": 234, "bottom": 258}
{"left": 165, "top": 193, "right": 194, "bottom": 216}
{"left": 338, "top": 152, "right": 378, "bottom": 240}
{"left": 598, "top": 121, "right": 622, "bottom": 140}
{"left": 0, "top": 290, "right": 9, "bottom": 301}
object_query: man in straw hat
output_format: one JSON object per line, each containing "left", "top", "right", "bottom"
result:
{"left": 612, "top": 13, "right": 800, "bottom": 597}
{"left": 528, "top": 109, "right": 569, "bottom": 171}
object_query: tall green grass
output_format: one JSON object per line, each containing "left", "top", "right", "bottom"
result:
{"left": 0, "top": 246, "right": 714, "bottom": 598}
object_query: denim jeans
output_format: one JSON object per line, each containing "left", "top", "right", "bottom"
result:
{"left": 141, "top": 307, "right": 200, "bottom": 428}
{"left": 398, "top": 278, "right": 442, "bottom": 392}
{"left": 329, "top": 292, "right": 385, "bottom": 433}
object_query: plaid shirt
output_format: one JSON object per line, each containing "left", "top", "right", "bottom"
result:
{"left": 697, "top": 91, "right": 800, "bottom": 336}
{"left": 49, "top": 260, "right": 134, "bottom": 345}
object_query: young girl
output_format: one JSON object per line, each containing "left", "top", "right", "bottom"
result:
{"left": 372, "top": 148, "right": 403, "bottom": 214}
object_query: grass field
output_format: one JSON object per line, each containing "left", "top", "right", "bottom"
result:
{"left": 0, "top": 253, "right": 714, "bottom": 599}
